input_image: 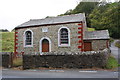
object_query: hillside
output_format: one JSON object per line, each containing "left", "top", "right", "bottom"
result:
{"left": 1, "top": 32, "right": 14, "bottom": 52}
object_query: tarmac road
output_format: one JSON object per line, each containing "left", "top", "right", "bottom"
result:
{"left": 2, "top": 69, "right": 118, "bottom": 78}
{"left": 110, "top": 40, "right": 120, "bottom": 59}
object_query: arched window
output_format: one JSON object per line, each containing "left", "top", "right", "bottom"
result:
{"left": 58, "top": 27, "right": 70, "bottom": 46}
{"left": 24, "top": 29, "right": 33, "bottom": 47}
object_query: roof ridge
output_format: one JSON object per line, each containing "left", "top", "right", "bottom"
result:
{"left": 29, "top": 13, "right": 84, "bottom": 21}
{"left": 15, "top": 13, "right": 85, "bottom": 28}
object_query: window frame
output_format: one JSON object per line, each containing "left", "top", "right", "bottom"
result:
{"left": 58, "top": 26, "right": 70, "bottom": 47}
{"left": 24, "top": 29, "right": 33, "bottom": 47}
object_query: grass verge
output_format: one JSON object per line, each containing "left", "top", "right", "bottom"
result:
{"left": 106, "top": 55, "right": 118, "bottom": 69}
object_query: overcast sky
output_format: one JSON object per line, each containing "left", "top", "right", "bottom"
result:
{"left": 0, "top": 0, "right": 118, "bottom": 31}
{"left": 0, "top": 0, "right": 80, "bottom": 31}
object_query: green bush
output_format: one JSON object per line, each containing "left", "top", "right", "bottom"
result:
{"left": 109, "top": 38, "right": 114, "bottom": 43}
{"left": 118, "top": 64, "right": 120, "bottom": 67}
{"left": 106, "top": 56, "right": 118, "bottom": 69}
{"left": 115, "top": 40, "right": 120, "bottom": 48}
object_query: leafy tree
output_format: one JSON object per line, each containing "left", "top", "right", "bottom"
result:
{"left": 58, "top": 1, "right": 120, "bottom": 38}
{"left": 72, "top": 2, "right": 99, "bottom": 15}
{"left": 89, "top": 2, "right": 120, "bottom": 38}
{"left": 0, "top": 29, "right": 9, "bottom": 32}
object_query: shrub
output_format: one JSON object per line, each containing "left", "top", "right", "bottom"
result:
{"left": 118, "top": 64, "right": 120, "bottom": 67}
{"left": 106, "top": 56, "right": 118, "bottom": 69}
{"left": 115, "top": 40, "right": 120, "bottom": 48}
{"left": 109, "top": 38, "right": 114, "bottom": 43}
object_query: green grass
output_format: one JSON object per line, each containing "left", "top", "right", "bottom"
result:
{"left": 106, "top": 56, "right": 118, "bottom": 69}
{"left": 115, "top": 40, "right": 120, "bottom": 48}
{"left": 87, "top": 28, "right": 95, "bottom": 31}
{"left": 1, "top": 32, "right": 14, "bottom": 52}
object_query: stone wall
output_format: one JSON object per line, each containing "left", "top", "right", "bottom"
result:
{"left": 23, "top": 51, "right": 108, "bottom": 69}
{"left": 2, "top": 52, "right": 13, "bottom": 68}
{"left": 92, "top": 40, "right": 109, "bottom": 51}
{"left": 16, "top": 23, "right": 84, "bottom": 54}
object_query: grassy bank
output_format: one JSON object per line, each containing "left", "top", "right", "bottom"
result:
{"left": 106, "top": 55, "right": 118, "bottom": 69}
{"left": 1, "top": 32, "right": 14, "bottom": 52}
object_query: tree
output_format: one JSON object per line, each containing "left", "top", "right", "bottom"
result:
{"left": 0, "top": 29, "right": 9, "bottom": 32}
{"left": 58, "top": 1, "right": 120, "bottom": 38}
{"left": 89, "top": 2, "right": 120, "bottom": 38}
{"left": 72, "top": 1, "right": 99, "bottom": 27}
{"left": 72, "top": 2, "right": 99, "bottom": 16}
{"left": 60, "top": 1, "right": 99, "bottom": 27}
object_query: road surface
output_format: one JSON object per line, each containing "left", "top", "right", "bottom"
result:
{"left": 2, "top": 69, "right": 118, "bottom": 78}
{"left": 110, "top": 40, "right": 120, "bottom": 60}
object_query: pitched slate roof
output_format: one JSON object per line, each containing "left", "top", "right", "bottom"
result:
{"left": 84, "top": 30, "right": 110, "bottom": 40}
{"left": 16, "top": 13, "right": 85, "bottom": 28}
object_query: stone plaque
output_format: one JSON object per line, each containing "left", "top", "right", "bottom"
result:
{"left": 42, "top": 27, "right": 48, "bottom": 32}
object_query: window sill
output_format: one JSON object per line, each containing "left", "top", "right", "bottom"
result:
{"left": 58, "top": 45, "right": 70, "bottom": 48}
{"left": 24, "top": 45, "right": 33, "bottom": 47}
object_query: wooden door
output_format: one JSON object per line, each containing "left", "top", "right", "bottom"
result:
{"left": 84, "top": 42, "right": 92, "bottom": 51}
{"left": 42, "top": 39, "right": 49, "bottom": 52}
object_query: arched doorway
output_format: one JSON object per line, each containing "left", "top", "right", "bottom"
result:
{"left": 40, "top": 37, "right": 51, "bottom": 53}
{"left": 42, "top": 39, "right": 49, "bottom": 52}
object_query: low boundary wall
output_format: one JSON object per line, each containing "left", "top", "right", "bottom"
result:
{"left": 2, "top": 52, "right": 13, "bottom": 68}
{"left": 23, "top": 52, "right": 109, "bottom": 69}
